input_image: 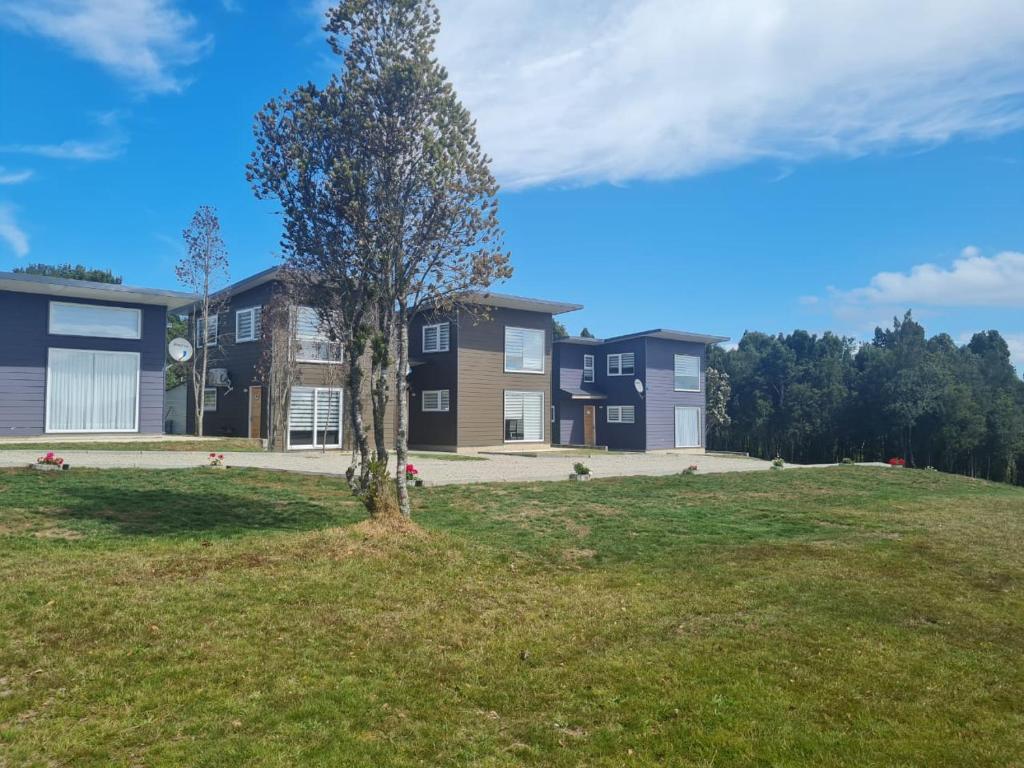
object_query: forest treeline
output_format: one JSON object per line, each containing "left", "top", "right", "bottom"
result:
{"left": 706, "top": 311, "right": 1024, "bottom": 485}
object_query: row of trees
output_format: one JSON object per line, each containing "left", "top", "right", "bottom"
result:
{"left": 707, "top": 312, "right": 1024, "bottom": 485}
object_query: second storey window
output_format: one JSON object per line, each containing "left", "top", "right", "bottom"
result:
{"left": 674, "top": 354, "right": 701, "bottom": 391}
{"left": 295, "top": 306, "right": 342, "bottom": 363}
{"left": 422, "top": 322, "right": 450, "bottom": 353}
{"left": 607, "top": 352, "right": 635, "bottom": 376}
{"left": 196, "top": 314, "right": 219, "bottom": 347}
{"left": 607, "top": 405, "right": 635, "bottom": 424}
{"left": 235, "top": 306, "right": 262, "bottom": 343}
{"left": 505, "top": 327, "right": 544, "bottom": 374}
{"left": 203, "top": 387, "right": 217, "bottom": 412}
{"left": 583, "top": 354, "right": 595, "bottom": 383}
{"left": 49, "top": 301, "right": 141, "bottom": 340}
{"left": 421, "top": 389, "right": 450, "bottom": 412}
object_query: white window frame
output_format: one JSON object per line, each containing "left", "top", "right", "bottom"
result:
{"left": 422, "top": 322, "right": 450, "bottom": 353}
{"left": 583, "top": 354, "right": 595, "bottom": 384}
{"left": 235, "top": 306, "right": 260, "bottom": 343}
{"left": 294, "top": 306, "right": 343, "bottom": 364}
{"left": 674, "top": 406, "right": 702, "bottom": 448}
{"left": 504, "top": 327, "right": 545, "bottom": 374}
{"left": 503, "top": 390, "right": 545, "bottom": 443}
{"left": 421, "top": 389, "right": 450, "bottom": 412}
{"left": 287, "top": 386, "right": 344, "bottom": 450}
{"left": 196, "top": 314, "right": 219, "bottom": 348}
{"left": 607, "top": 405, "right": 635, "bottom": 424}
{"left": 203, "top": 387, "right": 218, "bottom": 412}
{"left": 606, "top": 352, "right": 635, "bottom": 377}
{"left": 673, "top": 354, "right": 701, "bottom": 392}
{"left": 44, "top": 348, "right": 141, "bottom": 434}
{"left": 49, "top": 301, "right": 141, "bottom": 340}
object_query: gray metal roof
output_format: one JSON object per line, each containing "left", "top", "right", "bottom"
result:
{"left": 555, "top": 328, "right": 730, "bottom": 345}
{"left": 455, "top": 290, "right": 583, "bottom": 316}
{"left": 0, "top": 270, "right": 196, "bottom": 307}
{"left": 560, "top": 386, "right": 607, "bottom": 400}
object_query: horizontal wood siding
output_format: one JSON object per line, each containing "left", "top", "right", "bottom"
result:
{"left": 0, "top": 290, "right": 166, "bottom": 435}
{"left": 644, "top": 337, "right": 707, "bottom": 450}
{"left": 593, "top": 338, "right": 646, "bottom": 451}
{"left": 557, "top": 400, "right": 584, "bottom": 445}
{"left": 457, "top": 307, "right": 553, "bottom": 447}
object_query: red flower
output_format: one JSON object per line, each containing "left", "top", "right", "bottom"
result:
{"left": 209, "top": 453, "right": 216, "bottom": 458}
{"left": 46, "top": 451, "right": 55, "bottom": 459}
{"left": 405, "top": 464, "right": 418, "bottom": 475}
{"left": 218, "top": 454, "right": 225, "bottom": 460}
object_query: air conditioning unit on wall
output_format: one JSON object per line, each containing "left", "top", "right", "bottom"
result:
{"left": 207, "top": 368, "right": 232, "bottom": 388}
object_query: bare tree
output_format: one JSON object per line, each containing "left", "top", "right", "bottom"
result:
{"left": 177, "top": 206, "right": 230, "bottom": 437}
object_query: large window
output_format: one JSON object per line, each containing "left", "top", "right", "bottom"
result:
{"left": 46, "top": 348, "right": 139, "bottom": 433}
{"left": 607, "top": 352, "right": 635, "bottom": 376}
{"left": 674, "top": 406, "right": 701, "bottom": 448}
{"left": 673, "top": 354, "right": 701, "bottom": 392}
{"left": 505, "top": 327, "right": 544, "bottom": 374}
{"left": 288, "top": 387, "right": 342, "bottom": 449}
{"left": 422, "top": 322, "right": 450, "bottom": 353}
{"left": 583, "top": 354, "right": 595, "bottom": 383}
{"left": 196, "top": 314, "right": 219, "bottom": 347}
{"left": 607, "top": 405, "right": 635, "bottom": 424}
{"left": 49, "top": 301, "right": 141, "bottom": 340}
{"left": 235, "top": 306, "right": 261, "bottom": 343}
{"left": 422, "top": 389, "right": 450, "bottom": 412}
{"left": 504, "top": 390, "right": 544, "bottom": 442}
{"left": 295, "top": 306, "right": 342, "bottom": 363}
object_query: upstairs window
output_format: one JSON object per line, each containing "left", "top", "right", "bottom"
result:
{"left": 505, "top": 327, "right": 544, "bottom": 374}
{"left": 50, "top": 301, "right": 141, "bottom": 340}
{"left": 422, "top": 322, "right": 450, "bottom": 353}
{"left": 421, "top": 389, "right": 450, "bottom": 412}
{"left": 673, "top": 354, "right": 701, "bottom": 392}
{"left": 583, "top": 354, "right": 595, "bottom": 383}
{"left": 235, "top": 306, "right": 262, "bottom": 343}
{"left": 294, "top": 306, "right": 342, "bottom": 363}
{"left": 607, "top": 352, "right": 635, "bottom": 376}
{"left": 196, "top": 314, "right": 219, "bottom": 347}
{"left": 607, "top": 405, "right": 635, "bottom": 424}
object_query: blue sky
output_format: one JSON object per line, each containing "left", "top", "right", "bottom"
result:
{"left": 1, "top": 1, "right": 1022, "bottom": 363}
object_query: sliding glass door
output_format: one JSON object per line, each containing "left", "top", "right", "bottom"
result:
{"left": 46, "top": 348, "right": 140, "bottom": 433}
{"left": 288, "top": 387, "right": 342, "bottom": 449}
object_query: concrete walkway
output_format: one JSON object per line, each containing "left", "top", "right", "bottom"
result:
{"left": 0, "top": 448, "right": 780, "bottom": 485}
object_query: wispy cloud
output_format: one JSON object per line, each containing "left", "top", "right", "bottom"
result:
{"left": 406, "top": 0, "right": 1024, "bottom": 188}
{"left": 1004, "top": 334, "right": 1024, "bottom": 369}
{"left": 1, "top": 110, "right": 129, "bottom": 162}
{"left": 0, "top": 0, "right": 212, "bottom": 94}
{"left": 221, "top": 0, "right": 242, "bottom": 11}
{"left": 0, "top": 168, "right": 33, "bottom": 185}
{"left": 0, "top": 203, "right": 29, "bottom": 257}
{"left": 834, "top": 247, "right": 1024, "bottom": 308}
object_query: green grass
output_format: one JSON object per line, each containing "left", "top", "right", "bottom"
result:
{"left": 0, "top": 438, "right": 264, "bottom": 452}
{"left": 408, "top": 451, "right": 487, "bottom": 462}
{"left": 1, "top": 467, "right": 1022, "bottom": 766}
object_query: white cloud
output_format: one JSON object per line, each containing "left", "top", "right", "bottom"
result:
{"left": 417, "top": 0, "right": 1024, "bottom": 188}
{"left": 0, "top": 0, "right": 212, "bottom": 94}
{"left": 798, "top": 295, "right": 820, "bottom": 306}
{"left": 836, "top": 247, "right": 1024, "bottom": 308}
{"left": 0, "top": 168, "right": 33, "bottom": 185}
{"left": 1004, "top": 334, "right": 1024, "bottom": 369}
{"left": 1, "top": 111, "right": 129, "bottom": 161}
{"left": 0, "top": 204, "right": 29, "bottom": 257}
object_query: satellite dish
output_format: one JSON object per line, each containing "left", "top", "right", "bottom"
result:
{"left": 633, "top": 378, "right": 645, "bottom": 395}
{"left": 168, "top": 337, "right": 194, "bottom": 363}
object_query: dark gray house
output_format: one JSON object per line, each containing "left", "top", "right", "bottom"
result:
{"left": 0, "top": 271, "right": 194, "bottom": 436}
{"left": 408, "top": 293, "right": 582, "bottom": 451}
{"left": 553, "top": 329, "right": 729, "bottom": 452}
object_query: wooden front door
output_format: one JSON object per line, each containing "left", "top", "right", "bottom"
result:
{"left": 583, "top": 405, "right": 596, "bottom": 447}
{"left": 249, "top": 386, "right": 263, "bottom": 439}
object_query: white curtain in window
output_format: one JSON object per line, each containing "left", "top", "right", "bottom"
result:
{"left": 674, "top": 406, "right": 701, "bottom": 448}
{"left": 674, "top": 354, "right": 700, "bottom": 391}
{"left": 504, "top": 391, "right": 543, "bottom": 441}
{"left": 505, "top": 327, "right": 544, "bottom": 372}
{"left": 48, "top": 349, "right": 138, "bottom": 431}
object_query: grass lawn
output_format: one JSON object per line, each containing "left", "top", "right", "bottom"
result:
{"left": 0, "top": 438, "right": 265, "bottom": 453}
{"left": 408, "top": 451, "right": 487, "bottom": 462}
{"left": 1, "top": 467, "right": 1022, "bottom": 766}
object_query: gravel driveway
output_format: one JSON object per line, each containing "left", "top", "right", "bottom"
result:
{"left": 0, "top": 449, "right": 777, "bottom": 485}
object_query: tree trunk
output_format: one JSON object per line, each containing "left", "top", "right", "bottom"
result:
{"left": 394, "top": 311, "right": 411, "bottom": 518}
{"left": 371, "top": 329, "right": 390, "bottom": 464}
{"left": 345, "top": 340, "right": 371, "bottom": 491}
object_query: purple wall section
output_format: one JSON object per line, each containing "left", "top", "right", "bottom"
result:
{"left": 0, "top": 290, "right": 167, "bottom": 436}
{"left": 643, "top": 337, "right": 707, "bottom": 450}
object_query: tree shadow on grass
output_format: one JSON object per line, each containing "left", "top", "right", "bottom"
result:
{"left": 4, "top": 468, "right": 366, "bottom": 539}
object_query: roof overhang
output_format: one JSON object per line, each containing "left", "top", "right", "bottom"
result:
{"left": 171, "top": 265, "right": 282, "bottom": 313}
{"left": 604, "top": 329, "right": 731, "bottom": 345}
{"left": 0, "top": 271, "right": 196, "bottom": 308}
{"left": 560, "top": 387, "right": 607, "bottom": 400}
{"left": 456, "top": 291, "right": 583, "bottom": 316}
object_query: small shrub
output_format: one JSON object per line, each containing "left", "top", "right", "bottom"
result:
{"left": 888, "top": 457, "right": 906, "bottom": 467}
{"left": 207, "top": 452, "right": 225, "bottom": 467}
{"left": 840, "top": 457, "right": 855, "bottom": 465}
{"left": 573, "top": 462, "right": 591, "bottom": 476}
{"left": 37, "top": 451, "right": 65, "bottom": 468}
{"left": 771, "top": 456, "right": 785, "bottom": 470}
{"left": 363, "top": 458, "right": 399, "bottom": 518}
{"left": 681, "top": 464, "right": 698, "bottom": 476}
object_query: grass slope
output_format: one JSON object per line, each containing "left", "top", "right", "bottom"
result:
{"left": 0, "top": 467, "right": 1022, "bottom": 766}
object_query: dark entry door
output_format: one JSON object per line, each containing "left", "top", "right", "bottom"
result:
{"left": 583, "top": 405, "right": 596, "bottom": 447}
